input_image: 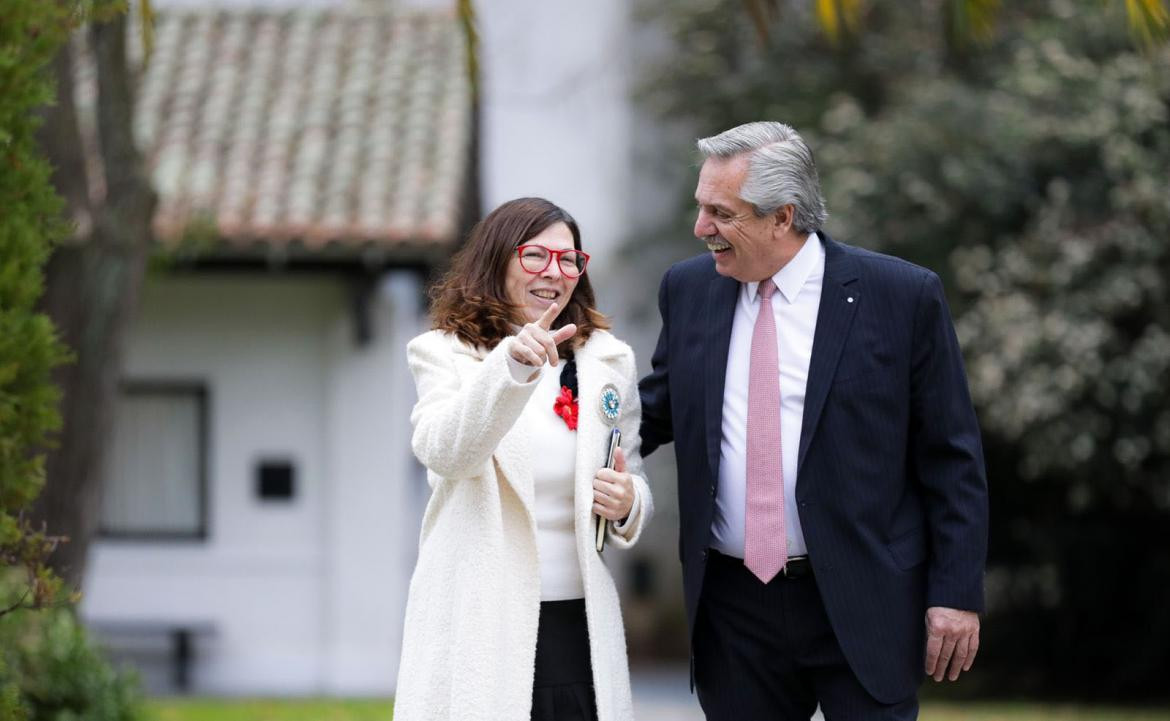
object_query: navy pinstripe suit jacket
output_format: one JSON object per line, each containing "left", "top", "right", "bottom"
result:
{"left": 638, "top": 233, "right": 989, "bottom": 703}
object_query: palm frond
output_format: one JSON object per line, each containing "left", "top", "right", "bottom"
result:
{"left": 1123, "top": 0, "right": 1170, "bottom": 47}
{"left": 947, "top": 0, "right": 1001, "bottom": 46}
{"left": 816, "top": 0, "right": 861, "bottom": 44}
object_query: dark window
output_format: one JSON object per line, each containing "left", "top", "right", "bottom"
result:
{"left": 256, "top": 460, "right": 295, "bottom": 501}
{"left": 100, "top": 382, "right": 209, "bottom": 540}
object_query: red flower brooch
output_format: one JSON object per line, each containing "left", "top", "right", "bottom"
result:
{"left": 553, "top": 385, "right": 579, "bottom": 431}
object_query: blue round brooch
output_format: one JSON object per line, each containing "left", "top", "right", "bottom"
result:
{"left": 599, "top": 384, "right": 621, "bottom": 425}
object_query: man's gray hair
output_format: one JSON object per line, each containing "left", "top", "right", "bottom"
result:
{"left": 696, "top": 121, "right": 828, "bottom": 233}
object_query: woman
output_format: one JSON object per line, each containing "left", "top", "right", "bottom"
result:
{"left": 395, "top": 197, "right": 653, "bottom": 721}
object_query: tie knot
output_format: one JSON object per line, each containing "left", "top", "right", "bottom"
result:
{"left": 758, "top": 278, "right": 777, "bottom": 302}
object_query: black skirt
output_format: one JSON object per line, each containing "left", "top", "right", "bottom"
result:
{"left": 531, "top": 599, "right": 598, "bottom": 721}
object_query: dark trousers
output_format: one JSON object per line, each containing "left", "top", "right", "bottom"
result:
{"left": 694, "top": 550, "right": 919, "bottom": 721}
{"left": 531, "top": 599, "right": 598, "bottom": 721}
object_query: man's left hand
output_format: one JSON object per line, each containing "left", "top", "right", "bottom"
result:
{"left": 924, "top": 606, "right": 980, "bottom": 682}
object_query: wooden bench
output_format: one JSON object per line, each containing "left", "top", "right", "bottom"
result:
{"left": 87, "top": 620, "right": 217, "bottom": 692}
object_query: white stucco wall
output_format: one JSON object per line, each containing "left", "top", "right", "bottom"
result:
{"left": 82, "top": 270, "right": 425, "bottom": 695}
{"left": 320, "top": 272, "right": 427, "bottom": 694}
{"left": 478, "top": 0, "right": 633, "bottom": 282}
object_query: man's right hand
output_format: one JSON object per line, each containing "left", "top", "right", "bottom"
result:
{"left": 925, "top": 606, "right": 980, "bottom": 682}
{"left": 509, "top": 302, "right": 577, "bottom": 367}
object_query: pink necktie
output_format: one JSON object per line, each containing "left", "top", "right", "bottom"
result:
{"left": 744, "top": 278, "right": 787, "bottom": 583}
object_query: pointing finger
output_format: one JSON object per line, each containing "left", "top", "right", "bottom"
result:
{"left": 536, "top": 302, "right": 560, "bottom": 330}
{"left": 551, "top": 323, "right": 578, "bottom": 345}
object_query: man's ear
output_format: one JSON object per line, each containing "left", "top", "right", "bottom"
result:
{"left": 771, "top": 204, "right": 795, "bottom": 236}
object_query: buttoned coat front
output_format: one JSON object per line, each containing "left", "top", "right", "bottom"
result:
{"left": 394, "top": 328, "right": 653, "bottom": 721}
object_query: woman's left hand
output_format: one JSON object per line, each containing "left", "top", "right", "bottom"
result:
{"left": 593, "top": 447, "right": 634, "bottom": 522}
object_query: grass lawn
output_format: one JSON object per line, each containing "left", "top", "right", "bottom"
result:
{"left": 147, "top": 699, "right": 394, "bottom": 721}
{"left": 922, "top": 704, "right": 1170, "bottom": 720}
{"left": 146, "top": 699, "right": 1170, "bottom": 721}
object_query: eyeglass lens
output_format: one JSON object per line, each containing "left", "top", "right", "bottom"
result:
{"left": 518, "top": 246, "right": 587, "bottom": 277}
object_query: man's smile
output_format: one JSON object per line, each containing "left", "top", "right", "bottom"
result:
{"left": 706, "top": 236, "right": 732, "bottom": 253}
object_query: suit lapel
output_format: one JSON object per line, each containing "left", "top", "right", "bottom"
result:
{"left": 705, "top": 274, "right": 739, "bottom": 482}
{"left": 798, "top": 235, "right": 861, "bottom": 472}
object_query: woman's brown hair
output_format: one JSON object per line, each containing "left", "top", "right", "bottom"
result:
{"left": 429, "top": 197, "right": 610, "bottom": 352}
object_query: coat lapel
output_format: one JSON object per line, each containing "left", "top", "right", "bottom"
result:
{"left": 572, "top": 333, "right": 625, "bottom": 540}
{"left": 798, "top": 235, "right": 861, "bottom": 472}
{"left": 705, "top": 274, "right": 739, "bottom": 483}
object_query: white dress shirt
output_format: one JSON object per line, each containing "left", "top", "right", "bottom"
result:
{"left": 710, "top": 233, "right": 824, "bottom": 559}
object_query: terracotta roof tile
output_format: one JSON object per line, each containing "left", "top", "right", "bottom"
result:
{"left": 79, "top": 6, "right": 471, "bottom": 257}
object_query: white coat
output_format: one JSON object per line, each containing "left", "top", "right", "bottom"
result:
{"left": 394, "top": 328, "right": 653, "bottom": 721}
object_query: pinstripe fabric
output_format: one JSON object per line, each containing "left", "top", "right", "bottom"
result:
{"left": 639, "top": 233, "right": 989, "bottom": 706}
{"left": 745, "top": 278, "right": 787, "bottom": 583}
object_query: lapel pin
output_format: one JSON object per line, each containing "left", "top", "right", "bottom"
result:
{"left": 847, "top": 297, "right": 855, "bottom": 303}
{"left": 598, "top": 383, "right": 621, "bottom": 425}
{"left": 596, "top": 385, "right": 622, "bottom": 553}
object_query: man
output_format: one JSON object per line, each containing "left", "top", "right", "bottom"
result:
{"left": 638, "top": 121, "right": 988, "bottom": 720}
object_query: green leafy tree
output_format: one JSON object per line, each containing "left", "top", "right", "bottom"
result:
{"left": 2, "top": 0, "right": 157, "bottom": 606}
{"left": 0, "top": 0, "right": 75, "bottom": 618}
{"left": 2, "top": 1, "right": 82, "bottom": 718}
{"left": 636, "top": 0, "right": 1170, "bottom": 698}
{"left": 740, "top": 0, "right": 1168, "bottom": 48}
{"left": 2, "top": 2, "right": 149, "bottom": 718}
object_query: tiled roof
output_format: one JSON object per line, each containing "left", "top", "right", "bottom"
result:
{"left": 76, "top": 7, "right": 472, "bottom": 257}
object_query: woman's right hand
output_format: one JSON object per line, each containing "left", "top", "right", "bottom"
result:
{"left": 509, "top": 303, "right": 577, "bottom": 367}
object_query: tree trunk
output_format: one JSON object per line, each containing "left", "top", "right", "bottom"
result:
{"left": 33, "top": 12, "right": 156, "bottom": 592}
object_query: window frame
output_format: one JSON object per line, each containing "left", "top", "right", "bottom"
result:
{"left": 98, "top": 380, "right": 211, "bottom": 542}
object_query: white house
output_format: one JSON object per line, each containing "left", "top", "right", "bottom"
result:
{"left": 81, "top": 0, "right": 684, "bottom": 697}
{"left": 79, "top": 5, "right": 472, "bottom": 695}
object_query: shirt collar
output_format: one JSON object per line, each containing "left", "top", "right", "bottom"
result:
{"left": 745, "top": 232, "right": 823, "bottom": 305}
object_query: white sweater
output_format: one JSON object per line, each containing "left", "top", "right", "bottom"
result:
{"left": 515, "top": 358, "right": 640, "bottom": 601}
{"left": 526, "top": 367, "right": 584, "bottom": 600}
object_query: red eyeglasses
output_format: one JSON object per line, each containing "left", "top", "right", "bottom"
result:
{"left": 514, "top": 244, "right": 591, "bottom": 278}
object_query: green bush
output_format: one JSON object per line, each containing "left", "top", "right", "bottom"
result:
{"left": 0, "top": 582, "right": 144, "bottom": 721}
{"left": 0, "top": 658, "right": 28, "bottom": 721}
{"left": 0, "top": 0, "right": 74, "bottom": 613}
{"left": 635, "top": 0, "right": 1170, "bottom": 699}
{"left": 1, "top": 0, "right": 80, "bottom": 716}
